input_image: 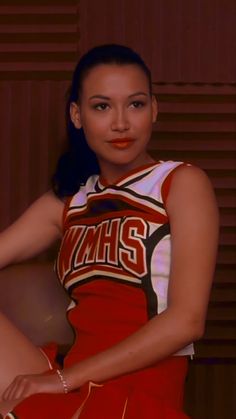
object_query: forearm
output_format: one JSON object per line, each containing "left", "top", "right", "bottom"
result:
{"left": 63, "top": 307, "right": 201, "bottom": 391}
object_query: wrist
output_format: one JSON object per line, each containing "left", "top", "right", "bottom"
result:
{"left": 56, "top": 369, "right": 70, "bottom": 394}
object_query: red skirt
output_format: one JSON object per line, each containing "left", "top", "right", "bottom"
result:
{"left": 6, "top": 356, "right": 190, "bottom": 419}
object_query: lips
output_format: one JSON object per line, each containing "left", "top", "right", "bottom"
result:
{"left": 109, "top": 138, "right": 135, "bottom": 149}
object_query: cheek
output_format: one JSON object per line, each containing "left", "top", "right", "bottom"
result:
{"left": 82, "top": 127, "right": 95, "bottom": 147}
{"left": 81, "top": 119, "right": 106, "bottom": 151}
{"left": 82, "top": 114, "right": 108, "bottom": 135}
{"left": 135, "top": 113, "right": 153, "bottom": 133}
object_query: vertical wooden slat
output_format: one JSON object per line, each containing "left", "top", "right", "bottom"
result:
{"left": 185, "top": 362, "right": 236, "bottom": 419}
{"left": 0, "top": 79, "right": 71, "bottom": 229}
{"left": 0, "top": 82, "right": 12, "bottom": 226}
{"left": 0, "top": 2, "right": 78, "bottom": 229}
{"left": 78, "top": 0, "right": 236, "bottom": 83}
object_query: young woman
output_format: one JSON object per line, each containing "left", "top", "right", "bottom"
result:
{"left": 0, "top": 44, "right": 219, "bottom": 418}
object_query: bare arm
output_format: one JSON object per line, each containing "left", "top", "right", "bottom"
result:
{"left": 0, "top": 191, "right": 64, "bottom": 269}
{"left": 2, "top": 166, "right": 219, "bottom": 399}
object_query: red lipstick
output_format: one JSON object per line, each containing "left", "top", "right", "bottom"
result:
{"left": 109, "top": 138, "right": 135, "bottom": 149}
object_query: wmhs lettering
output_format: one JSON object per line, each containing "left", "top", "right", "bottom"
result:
{"left": 58, "top": 217, "right": 148, "bottom": 279}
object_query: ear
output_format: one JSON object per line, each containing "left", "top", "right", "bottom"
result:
{"left": 151, "top": 95, "right": 158, "bottom": 123}
{"left": 70, "top": 102, "right": 82, "bottom": 129}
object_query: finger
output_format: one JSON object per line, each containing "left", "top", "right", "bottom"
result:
{"left": 12, "top": 376, "right": 30, "bottom": 400}
{"left": 3, "top": 376, "right": 27, "bottom": 401}
{"left": 2, "top": 380, "right": 16, "bottom": 400}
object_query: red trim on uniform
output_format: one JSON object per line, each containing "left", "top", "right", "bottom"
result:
{"left": 99, "top": 161, "right": 160, "bottom": 187}
{"left": 62, "top": 196, "right": 74, "bottom": 233}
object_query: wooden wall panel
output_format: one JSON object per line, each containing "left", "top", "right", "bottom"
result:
{"left": 0, "top": 80, "right": 70, "bottom": 228}
{"left": 78, "top": 0, "right": 236, "bottom": 83}
{"left": 184, "top": 361, "right": 236, "bottom": 419}
{"left": 0, "top": 1, "right": 78, "bottom": 79}
{"left": 0, "top": 1, "right": 78, "bottom": 229}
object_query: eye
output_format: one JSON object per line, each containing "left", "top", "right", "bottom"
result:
{"left": 93, "top": 103, "right": 109, "bottom": 111}
{"left": 130, "top": 101, "right": 145, "bottom": 108}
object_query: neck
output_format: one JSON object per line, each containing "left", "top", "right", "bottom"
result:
{"left": 98, "top": 153, "right": 155, "bottom": 184}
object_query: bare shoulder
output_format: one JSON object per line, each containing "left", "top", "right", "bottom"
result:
{"left": 166, "top": 164, "right": 218, "bottom": 218}
{"left": 170, "top": 164, "right": 213, "bottom": 194}
{"left": 28, "top": 190, "right": 65, "bottom": 230}
{"left": 35, "top": 190, "right": 64, "bottom": 207}
{"left": 0, "top": 191, "right": 66, "bottom": 267}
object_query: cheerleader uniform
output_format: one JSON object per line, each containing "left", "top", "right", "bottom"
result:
{"left": 8, "top": 161, "right": 192, "bottom": 418}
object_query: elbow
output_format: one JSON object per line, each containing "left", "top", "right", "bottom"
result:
{"left": 171, "top": 305, "right": 207, "bottom": 342}
{"left": 187, "top": 319, "right": 206, "bottom": 342}
{"left": 192, "top": 324, "right": 205, "bottom": 341}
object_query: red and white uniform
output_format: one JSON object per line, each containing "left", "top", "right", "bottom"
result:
{"left": 8, "top": 161, "right": 191, "bottom": 419}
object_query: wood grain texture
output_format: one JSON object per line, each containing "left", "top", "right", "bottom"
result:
{"left": 78, "top": 0, "right": 236, "bottom": 83}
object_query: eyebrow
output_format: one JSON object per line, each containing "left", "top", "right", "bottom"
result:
{"left": 88, "top": 92, "right": 148, "bottom": 100}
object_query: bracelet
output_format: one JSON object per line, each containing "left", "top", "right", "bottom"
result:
{"left": 56, "top": 369, "right": 69, "bottom": 394}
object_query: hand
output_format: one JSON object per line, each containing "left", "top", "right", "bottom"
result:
{"left": 2, "top": 372, "right": 63, "bottom": 401}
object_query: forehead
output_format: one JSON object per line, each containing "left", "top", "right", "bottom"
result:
{"left": 81, "top": 64, "right": 150, "bottom": 96}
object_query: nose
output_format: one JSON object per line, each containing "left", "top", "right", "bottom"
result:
{"left": 111, "top": 108, "right": 130, "bottom": 132}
